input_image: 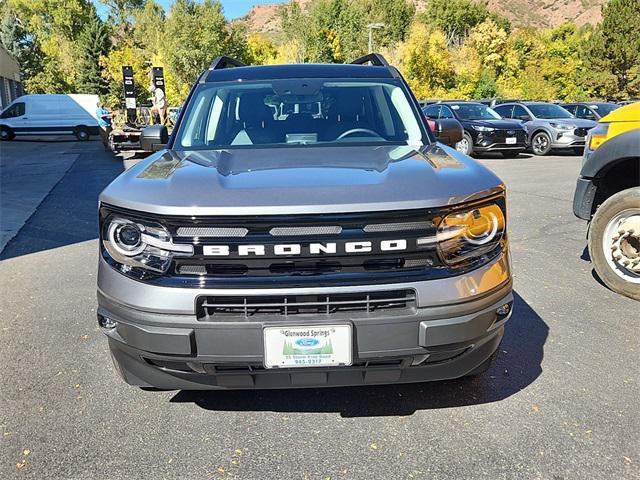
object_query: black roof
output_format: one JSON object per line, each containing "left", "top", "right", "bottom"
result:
{"left": 439, "top": 101, "right": 485, "bottom": 105}
{"left": 203, "top": 63, "right": 395, "bottom": 83}
{"left": 561, "top": 101, "right": 617, "bottom": 106}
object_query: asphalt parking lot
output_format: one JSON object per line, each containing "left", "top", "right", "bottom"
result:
{"left": 1, "top": 138, "right": 638, "bottom": 480}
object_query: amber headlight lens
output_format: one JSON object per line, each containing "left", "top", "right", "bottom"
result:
{"left": 588, "top": 123, "right": 609, "bottom": 151}
{"left": 102, "top": 215, "right": 193, "bottom": 273}
{"left": 436, "top": 204, "right": 505, "bottom": 265}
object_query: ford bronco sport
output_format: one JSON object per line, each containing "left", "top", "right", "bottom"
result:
{"left": 97, "top": 55, "right": 513, "bottom": 389}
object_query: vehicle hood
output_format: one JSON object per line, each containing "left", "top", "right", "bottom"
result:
{"left": 100, "top": 144, "right": 504, "bottom": 215}
{"left": 600, "top": 102, "right": 639, "bottom": 123}
{"left": 462, "top": 119, "right": 524, "bottom": 130}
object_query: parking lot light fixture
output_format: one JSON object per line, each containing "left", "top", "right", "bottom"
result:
{"left": 367, "top": 23, "right": 385, "bottom": 53}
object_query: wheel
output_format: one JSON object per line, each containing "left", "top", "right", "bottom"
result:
{"left": 531, "top": 131, "right": 552, "bottom": 155}
{"left": 464, "top": 347, "right": 499, "bottom": 377}
{"left": 0, "top": 126, "right": 15, "bottom": 141}
{"left": 455, "top": 131, "right": 474, "bottom": 156}
{"left": 75, "top": 126, "right": 90, "bottom": 141}
{"left": 588, "top": 187, "right": 640, "bottom": 301}
{"left": 501, "top": 151, "right": 522, "bottom": 158}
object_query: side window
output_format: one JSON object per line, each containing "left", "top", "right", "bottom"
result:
{"left": 494, "top": 105, "right": 513, "bottom": 118}
{"left": 424, "top": 105, "right": 440, "bottom": 119}
{"left": 577, "top": 105, "right": 596, "bottom": 120}
{"left": 512, "top": 105, "right": 530, "bottom": 120}
{"left": 439, "top": 106, "right": 454, "bottom": 119}
{"left": 563, "top": 105, "right": 577, "bottom": 115}
{"left": 0, "top": 102, "right": 25, "bottom": 119}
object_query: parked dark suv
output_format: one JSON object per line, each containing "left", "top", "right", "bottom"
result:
{"left": 97, "top": 55, "right": 513, "bottom": 390}
{"left": 423, "top": 102, "right": 527, "bottom": 157}
{"left": 561, "top": 102, "right": 619, "bottom": 121}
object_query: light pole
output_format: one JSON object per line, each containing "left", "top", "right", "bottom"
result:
{"left": 367, "top": 22, "right": 385, "bottom": 53}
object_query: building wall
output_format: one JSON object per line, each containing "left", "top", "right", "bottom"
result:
{"left": 0, "top": 46, "right": 22, "bottom": 110}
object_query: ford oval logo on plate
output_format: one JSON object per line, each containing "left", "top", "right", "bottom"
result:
{"left": 295, "top": 338, "right": 320, "bottom": 347}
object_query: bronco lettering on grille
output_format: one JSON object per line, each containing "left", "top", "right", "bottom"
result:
{"left": 202, "top": 240, "right": 409, "bottom": 256}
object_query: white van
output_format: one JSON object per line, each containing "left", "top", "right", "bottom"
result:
{"left": 0, "top": 94, "right": 101, "bottom": 141}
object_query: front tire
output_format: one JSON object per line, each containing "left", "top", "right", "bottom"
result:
{"left": 588, "top": 187, "right": 640, "bottom": 301}
{"left": 455, "top": 131, "right": 474, "bottom": 156}
{"left": 531, "top": 131, "right": 552, "bottom": 155}
{"left": 0, "top": 126, "right": 15, "bottom": 141}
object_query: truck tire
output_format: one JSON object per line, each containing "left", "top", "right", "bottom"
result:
{"left": 75, "top": 126, "right": 90, "bottom": 141}
{"left": 531, "top": 131, "right": 552, "bottom": 155}
{"left": 588, "top": 187, "right": 640, "bottom": 301}
{"left": 0, "top": 126, "right": 15, "bottom": 141}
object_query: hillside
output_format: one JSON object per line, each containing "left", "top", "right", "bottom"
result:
{"left": 243, "top": 0, "right": 607, "bottom": 34}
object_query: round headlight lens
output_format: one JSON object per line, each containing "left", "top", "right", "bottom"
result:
{"left": 436, "top": 203, "right": 505, "bottom": 265}
{"left": 107, "top": 219, "right": 146, "bottom": 256}
{"left": 117, "top": 224, "right": 142, "bottom": 248}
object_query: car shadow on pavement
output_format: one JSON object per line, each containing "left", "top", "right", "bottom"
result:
{"left": 170, "top": 292, "right": 548, "bottom": 417}
{"left": 0, "top": 142, "right": 124, "bottom": 260}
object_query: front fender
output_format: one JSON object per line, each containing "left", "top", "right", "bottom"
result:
{"left": 579, "top": 129, "right": 640, "bottom": 179}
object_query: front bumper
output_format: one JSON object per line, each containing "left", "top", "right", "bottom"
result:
{"left": 97, "top": 253, "right": 513, "bottom": 389}
{"left": 573, "top": 177, "right": 597, "bottom": 220}
{"left": 551, "top": 131, "right": 586, "bottom": 149}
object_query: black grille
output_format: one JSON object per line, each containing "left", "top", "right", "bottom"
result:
{"left": 168, "top": 209, "right": 441, "bottom": 282}
{"left": 101, "top": 196, "right": 505, "bottom": 288}
{"left": 574, "top": 128, "right": 589, "bottom": 137}
{"left": 197, "top": 290, "right": 416, "bottom": 319}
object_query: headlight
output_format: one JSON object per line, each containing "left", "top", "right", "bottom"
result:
{"left": 472, "top": 125, "right": 495, "bottom": 132}
{"left": 587, "top": 122, "right": 609, "bottom": 151}
{"left": 102, "top": 215, "right": 193, "bottom": 274}
{"left": 549, "top": 123, "right": 575, "bottom": 131}
{"left": 435, "top": 204, "right": 506, "bottom": 265}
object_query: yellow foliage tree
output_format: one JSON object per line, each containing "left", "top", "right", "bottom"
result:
{"left": 398, "top": 23, "right": 455, "bottom": 99}
{"left": 246, "top": 34, "right": 279, "bottom": 65}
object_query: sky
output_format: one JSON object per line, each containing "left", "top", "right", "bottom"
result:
{"left": 94, "top": 0, "right": 289, "bottom": 20}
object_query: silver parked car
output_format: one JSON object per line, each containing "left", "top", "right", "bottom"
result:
{"left": 97, "top": 55, "right": 513, "bottom": 390}
{"left": 493, "top": 102, "right": 596, "bottom": 155}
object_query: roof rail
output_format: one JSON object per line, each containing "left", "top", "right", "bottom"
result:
{"left": 350, "top": 53, "right": 389, "bottom": 67}
{"left": 209, "top": 56, "right": 245, "bottom": 71}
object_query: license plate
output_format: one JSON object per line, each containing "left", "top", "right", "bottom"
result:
{"left": 506, "top": 137, "right": 517, "bottom": 144}
{"left": 263, "top": 325, "right": 352, "bottom": 368}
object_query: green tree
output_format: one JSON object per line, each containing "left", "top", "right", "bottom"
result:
{"left": 6, "top": 0, "right": 98, "bottom": 93}
{"left": 420, "top": 0, "right": 510, "bottom": 45}
{"left": 582, "top": 0, "right": 640, "bottom": 99}
{"left": 163, "top": 0, "right": 248, "bottom": 90}
{"left": 77, "top": 16, "right": 111, "bottom": 95}
{"left": 362, "top": 0, "right": 415, "bottom": 47}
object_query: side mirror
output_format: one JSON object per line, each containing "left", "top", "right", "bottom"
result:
{"left": 140, "top": 125, "right": 169, "bottom": 152}
{"left": 517, "top": 115, "right": 531, "bottom": 122}
{"left": 433, "top": 119, "right": 464, "bottom": 147}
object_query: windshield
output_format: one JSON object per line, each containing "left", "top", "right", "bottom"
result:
{"left": 450, "top": 104, "right": 501, "bottom": 120}
{"left": 592, "top": 103, "right": 619, "bottom": 116}
{"left": 175, "top": 79, "right": 425, "bottom": 150}
{"left": 527, "top": 104, "right": 574, "bottom": 119}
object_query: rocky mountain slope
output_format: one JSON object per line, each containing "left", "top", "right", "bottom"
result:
{"left": 243, "top": 0, "right": 607, "bottom": 33}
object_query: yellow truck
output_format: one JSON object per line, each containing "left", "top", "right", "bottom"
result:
{"left": 573, "top": 102, "right": 640, "bottom": 300}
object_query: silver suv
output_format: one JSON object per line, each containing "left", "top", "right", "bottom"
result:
{"left": 494, "top": 102, "right": 596, "bottom": 155}
{"left": 97, "top": 55, "right": 513, "bottom": 390}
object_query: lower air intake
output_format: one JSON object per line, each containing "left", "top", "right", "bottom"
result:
{"left": 197, "top": 290, "right": 416, "bottom": 320}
